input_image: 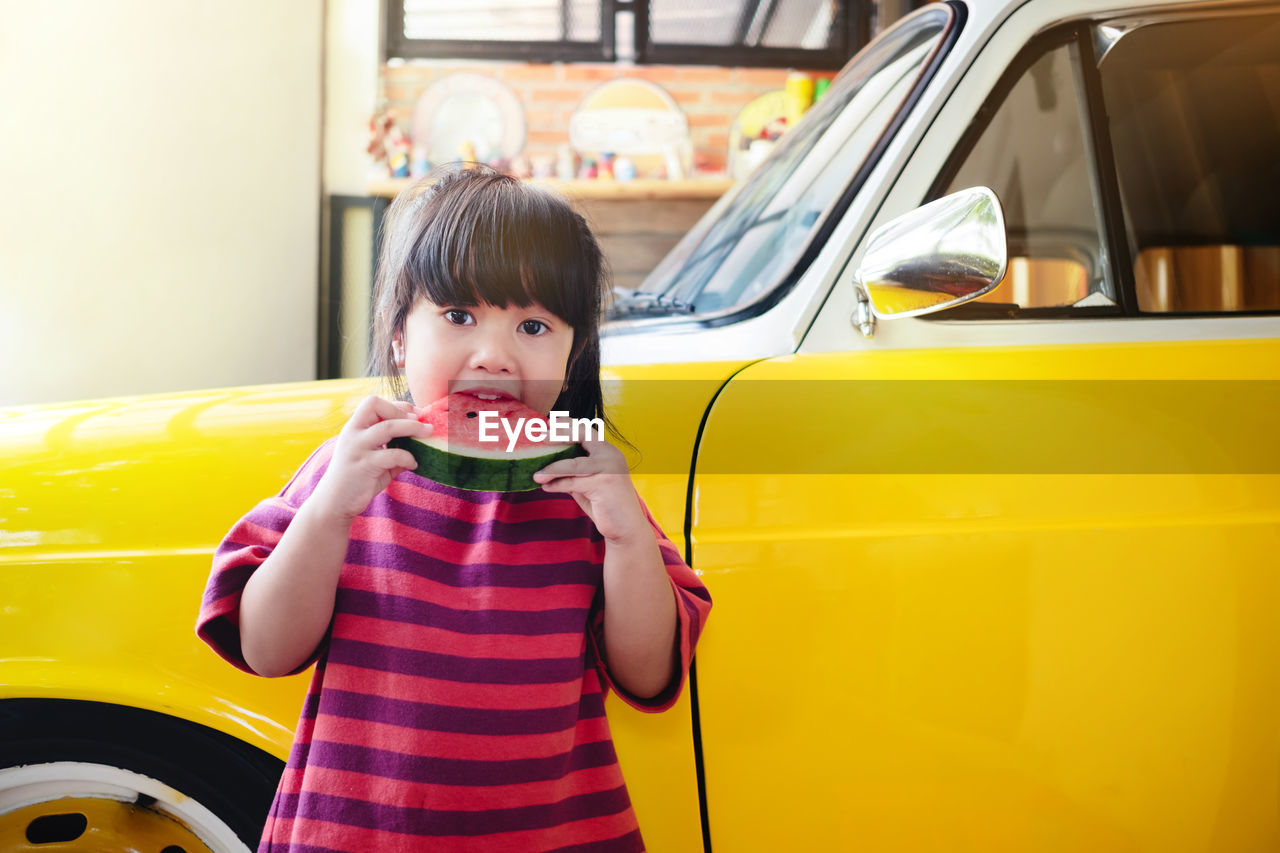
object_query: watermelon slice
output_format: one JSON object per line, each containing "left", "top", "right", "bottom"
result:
{"left": 388, "top": 392, "right": 586, "bottom": 492}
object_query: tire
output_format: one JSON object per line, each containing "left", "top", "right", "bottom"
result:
{"left": 0, "top": 699, "right": 283, "bottom": 852}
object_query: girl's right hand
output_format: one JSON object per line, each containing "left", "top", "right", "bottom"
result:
{"left": 310, "top": 395, "right": 432, "bottom": 523}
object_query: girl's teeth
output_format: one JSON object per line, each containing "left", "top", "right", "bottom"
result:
{"left": 476, "top": 393, "right": 499, "bottom": 400}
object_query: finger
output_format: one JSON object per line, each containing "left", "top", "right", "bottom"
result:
{"left": 372, "top": 396, "right": 418, "bottom": 422}
{"left": 364, "top": 417, "right": 433, "bottom": 448}
{"left": 532, "top": 454, "right": 600, "bottom": 482}
{"left": 536, "top": 474, "right": 581, "bottom": 493}
{"left": 371, "top": 446, "right": 419, "bottom": 473}
{"left": 348, "top": 395, "right": 411, "bottom": 430}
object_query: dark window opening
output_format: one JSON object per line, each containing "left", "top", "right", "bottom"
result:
{"left": 384, "top": 0, "right": 876, "bottom": 68}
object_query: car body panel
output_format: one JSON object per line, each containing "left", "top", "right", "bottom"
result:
{"left": 691, "top": 338, "right": 1280, "bottom": 850}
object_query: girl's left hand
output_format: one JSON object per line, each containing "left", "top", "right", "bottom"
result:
{"left": 532, "top": 438, "right": 648, "bottom": 544}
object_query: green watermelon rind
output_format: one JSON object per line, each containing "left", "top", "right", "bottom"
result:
{"left": 389, "top": 435, "right": 587, "bottom": 492}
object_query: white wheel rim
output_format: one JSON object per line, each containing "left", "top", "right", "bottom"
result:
{"left": 0, "top": 761, "right": 250, "bottom": 852}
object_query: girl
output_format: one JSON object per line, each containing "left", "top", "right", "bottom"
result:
{"left": 197, "top": 167, "right": 711, "bottom": 852}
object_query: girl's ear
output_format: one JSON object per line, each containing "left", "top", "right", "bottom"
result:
{"left": 392, "top": 330, "right": 406, "bottom": 369}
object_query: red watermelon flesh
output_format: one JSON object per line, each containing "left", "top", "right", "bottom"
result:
{"left": 388, "top": 392, "right": 586, "bottom": 490}
{"left": 417, "top": 393, "right": 564, "bottom": 456}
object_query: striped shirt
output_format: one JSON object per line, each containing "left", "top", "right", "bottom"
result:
{"left": 197, "top": 440, "right": 711, "bottom": 852}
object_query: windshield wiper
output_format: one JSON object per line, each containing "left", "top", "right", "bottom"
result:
{"left": 608, "top": 289, "right": 697, "bottom": 317}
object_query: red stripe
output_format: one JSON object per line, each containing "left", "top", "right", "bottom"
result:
{"left": 282, "top": 763, "right": 626, "bottom": 813}
{"left": 343, "top": 563, "right": 596, "bottom": 612}
{"left": 273, "top": 808, "right": 638, "bottom": 850}
{"left": 350, "top": 514, "right": 596, "bottom": 565}
{"left": 225, "top": 517, "right": 285, "bottom": 549}
{"left": 331, "top": 614, "right": 587, "bottom": 660}
{"left": 198, "top": 591, "right": 240, "bottom": 622}
{"left": 322, "top": 661, "right": 584, "bottom": 711}
{"left": 296, "top": 713, "right": 611, "bottom": 762}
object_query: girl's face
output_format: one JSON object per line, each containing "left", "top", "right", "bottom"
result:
{"left": 393, "top": 297, "right": 574, "bottom": 415}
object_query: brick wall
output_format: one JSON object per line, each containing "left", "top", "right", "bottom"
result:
{"left": 381, "top": 61, "right": 832, "bottom": 175}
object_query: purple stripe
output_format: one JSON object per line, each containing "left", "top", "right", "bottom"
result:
{"left": 544, "top": 829, "right": 646, "bottom": 853}
{"left": 316, "top": 687, "right": 605, "bottom": 735}
{"left": 683, "top": 582, "right": 712, "bottom": 603}
{"left": 275, "top": 785, "right": 631, "bottom": 836}
{"left": 195, "top": 618, "right": 244, "bottom": 667}
{"left": 302, "top": 687, "right": 323, "bottom": 716}
{"left": 366, "top": 495, "right": 599, "bottom": 546}
{"left": 345, "top": 538, "right": 603, "bottom": 589}
{"left": 328, "top": 638, "right": 586, "bottom": 684}
{"left": 397, "top": 471, "right": 571, "bottom": 507}
{"left": 337, "top": 588, "right": 591, "bottom": 636}
{"left": 302, "top": 736, "right": 618, "bottom": 787}
{"left": 680, "top": 588, "right": 703, "bottom": 631}
{"left": 203, "top": 561, "right": 256, "bottom": 605}
{"left": 225, "top": 499, "right": 296, "bottom": 535}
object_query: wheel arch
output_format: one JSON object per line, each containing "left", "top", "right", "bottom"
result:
{"left": 0, "top": 697, "right": 285, "bottom": 849}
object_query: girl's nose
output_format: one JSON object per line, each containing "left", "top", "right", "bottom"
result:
{"left": 468, "top": 328, "right": 516, "bottom": 373}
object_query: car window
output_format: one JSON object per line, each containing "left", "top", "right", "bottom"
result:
{"left": 1098, "top": 12, "right": 1280, "bottom": 313}
{"left": 611, "top": 6, "right": 953, "bottom": 320}
{"left": 933, "top": 34, "right": 1117, "bottom": 317}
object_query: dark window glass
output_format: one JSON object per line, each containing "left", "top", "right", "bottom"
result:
{"left": 1098, "top": 12, "right": 1280, "bottom": 312}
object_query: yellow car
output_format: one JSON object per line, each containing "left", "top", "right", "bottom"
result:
{"left": 3, "top": 0, "right": 1279, "bottom": 850}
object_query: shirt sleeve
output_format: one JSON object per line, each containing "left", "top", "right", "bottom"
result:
{"left": 195, "top": 440, "right": 335, "bottom": 675}
{"left": 589, "top": 495, "right": 712, "bottom": 713}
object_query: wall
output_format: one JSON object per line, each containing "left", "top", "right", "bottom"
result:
{"left": 0, "top": 1, "right": 323, "bottom": 407}
{"left": 381, "top": 61, "right": 827, "bottom": 175}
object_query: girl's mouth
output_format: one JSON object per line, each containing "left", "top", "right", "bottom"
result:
{"left": 456, "top": 387, "right": 518, "bottom": 403}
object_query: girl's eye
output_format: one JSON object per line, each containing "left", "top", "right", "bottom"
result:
{"left": 520, "top": 319, "right": 548, "bottom": 336}
{"left": 444, "top": 309, "right": 474, "bottom": 326}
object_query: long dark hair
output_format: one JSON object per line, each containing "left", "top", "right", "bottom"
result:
{"left": 370, "top": 166, "right": 611, "bottom": 429}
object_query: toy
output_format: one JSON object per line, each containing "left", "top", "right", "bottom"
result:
{"left": 366, "top": 110, "right": 412, "bottom": 179}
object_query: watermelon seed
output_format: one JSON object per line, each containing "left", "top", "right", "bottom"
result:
{"left": 466, "top": 411, "right": 477, "bottom": 418}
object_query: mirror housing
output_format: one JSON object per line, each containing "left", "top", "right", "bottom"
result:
{"left": 855, "top": 186, "right": 1008, "bottom": 321}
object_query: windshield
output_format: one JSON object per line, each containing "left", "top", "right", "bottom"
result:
{"left": 610, "top": 6, "right": 953, "bottom": 320}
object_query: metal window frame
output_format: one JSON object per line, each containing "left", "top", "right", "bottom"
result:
{"left": 321, "top": 195, "right": 389, "bottom": 380}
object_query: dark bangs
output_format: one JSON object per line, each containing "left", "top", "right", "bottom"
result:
{"left": 406, "top": 169, "right": 599, "bottom": 330}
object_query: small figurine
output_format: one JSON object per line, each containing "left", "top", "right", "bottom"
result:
{"left": 366, "top": 109, "right": 410, "bottom": 178}
{"left": 613, "top": 156, "right": 636, "bottom": 182}
{"left": 555, "top": 144, "right": 578, "bottom": 181}
{"left": 531, "top": 155, "right": 555, "bottom": 179}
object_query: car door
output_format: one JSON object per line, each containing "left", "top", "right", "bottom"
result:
{"left": 691, "top": 3, "right": 1280, "bottom": 851}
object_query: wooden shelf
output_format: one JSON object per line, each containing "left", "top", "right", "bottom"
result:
{"left": 366, "top": 176, "right": 734, "bottom": 201}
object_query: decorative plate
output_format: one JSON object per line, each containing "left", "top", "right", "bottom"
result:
{"left": 411, "top": 73, "right": 526, "bottom": 165}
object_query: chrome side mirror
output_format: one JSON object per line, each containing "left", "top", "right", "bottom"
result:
{"left": 853, "top": 187, "right": 1007, "bottom": 332}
